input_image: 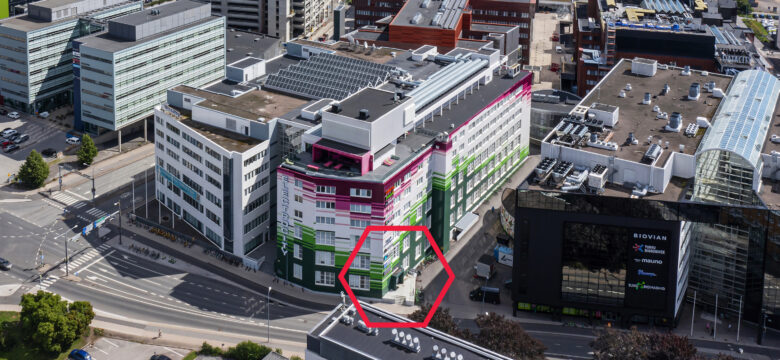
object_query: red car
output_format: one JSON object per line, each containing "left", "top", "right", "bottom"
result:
{"left": 1, "top": 139, "right": 12, "bottom": 148}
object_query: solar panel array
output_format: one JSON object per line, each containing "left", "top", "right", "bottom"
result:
{"left": 698, "top": 70, "right": 780, "bottom": 169}
{"left": 263, "top": 53, "right": 396, "bottom": 100}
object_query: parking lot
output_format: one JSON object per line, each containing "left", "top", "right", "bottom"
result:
{"left": 0, "top": 106, "right": 68, "bottom": 180}
{"left": 82, "top": 337, "right": 190, "bottom": 360}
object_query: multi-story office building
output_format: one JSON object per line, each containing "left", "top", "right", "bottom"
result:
{"left": 275, "top": 42, "right": 531, "bottom": 297}
{"left": 308, "top": 301, "right": 512, "bottom": 360}
{"left": 0, "top": 0, "right": 142, "bottom": 113}
{"left": 210, "top": 0, "right": 328, "bottom": 41}
{"left": 509, "top": 57, "right": 780, "bottom": 331}
{"left": 155, "top": 81, "right": 307, "bottom": 258}
{"left": 73, "top": 0, "right": 226, "bottom": 134}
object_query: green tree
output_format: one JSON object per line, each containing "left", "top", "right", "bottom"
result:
{"left": 591, "top": 328, "right": 649, "bottom": 360}
{"left": 474, "top": 312, "right": 546, "bottom": 360}
{"left": 737, "top": 0, "right": 752, "bottom": 14}
{"left": 224, "top": 341, "right": 273, "bottom": 360}
{"left": 17, "top": 150, "right": 49, "bottom": 189}
{"left": 19, "top": 291, "right": 94, "bottom": 354}
{"left": 198, "top": 342, "right": 223, "bottom": 356}
{"left": 77, "top": 134, "right": 98, "bottom": 166}
{"left": 408, "top": 303, "right": 471, "bottom": 339}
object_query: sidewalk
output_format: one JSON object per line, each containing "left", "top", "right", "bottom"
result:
{"left": 673, "top": 301, "right": 780, "bottom": 350}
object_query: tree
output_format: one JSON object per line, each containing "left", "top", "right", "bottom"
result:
{"left": 408, "top": 303, "right": 471, "bottom": 339}
{"left": 591, "top": 328, "right": 649, "bottom": 360}
{"left": 19, "top": 291, "right": 94, "bottom": 353}
{"left": 474, "top": 312, "right": 546, "bottom": 360}
{"left": 77, "top": 134, "right": 98, "bottom": 166}
{"left": 224, "top": 341, "right": 273, "bottom": 360}
{"left": 737, "top": 0, "right": 752, "bottom": 15}
{"left": 17, "top": 150, "right": 49, "bottom": 189}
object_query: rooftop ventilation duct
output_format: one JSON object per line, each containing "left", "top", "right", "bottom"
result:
{"left": 643, "top": 92, "right": 652, "bottom": 105}
{"left": 618, "top": 90, "right": 626, "bottom": 98}
{"left": 688, "top": 83, "right": 701, "bottom": 100}
{"left": 625, "top": 83, "right": 632, "bottom": 91}
{"left": 665, "top": 112, "right": 683, "bottom": 132}
{"left": 642, "top": 144, "right": 663, "bottom": 164}
{"left": 331, "top": 103, "right": 342, "bottom": 113}
{"left": 627, "top": 132, "right": 638, "bottom": 145}
{"left": 696, "top": 116, "right": 711, "bottom": 128}
{"left": 359, "top": 109, "right": 370, "bottom": 120}
{"left": 411, "top": 12, "right": 423, "bottom": 24}
{"left": 661, "top": 83, "right": 671, "bottom": 95}
{"left": 681, "top": 65, "right": 691, "bottom": 76}
{"left": 391, "top": 329, "right": 420, "bottom": 353}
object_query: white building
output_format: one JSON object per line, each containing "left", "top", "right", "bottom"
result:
{"left": 154, "top": 80, "right": 307, "bottom": 258}
{"left": 74, "top": 0, "right": 226, "bottom": 135}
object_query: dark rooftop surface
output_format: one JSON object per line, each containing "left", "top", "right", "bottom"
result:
{"left": 531, "top": 89, "right": 582, "bottom": 112}
{"left": 202, "top": 79, "right": 255, "bottom": 96}
{"left": 549, "top": 59, "right": 732, "bottom": 166}
{"left": 310, "top": 303, "right": 511, "bottom": 360}
{"left": 230, "top": 57, "right": 264, "bottom": 69}
{"left": 759, "top": 89, "right": 780, "bottom": 157}
{"left": 332, "top": 88, "right": 405, "bottom": 122}
{"left": 317, "top": 138, "right": 368, "bottom": 155}
{"left": 470, "top": 22, "right": 516, "bottom": 33}
{"left": 226, "top": 29, "right": 282, "bottom": 63}
{"left": 111, "top": 0, "right": 205, "bottom": 26}
{"left": 456, "top": 39, "right": 490, "bottom": 50}
{"left": 77, "top": 16, "right": 220, "bottom": 52}
{"left": 172, "top": 85, "right": 307, "bottom": 121}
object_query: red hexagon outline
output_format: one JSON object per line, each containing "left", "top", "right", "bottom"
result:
{"left": 338, "top": 225, "right": 455, "bottom": 328}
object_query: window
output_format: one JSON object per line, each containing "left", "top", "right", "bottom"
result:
{"left": 294, "top": 224, "right": 302, "bottom": 238}
{"left": 350, "top": 219, "right": 370, "bottom": 228}
{"left": 206, "top": 174, "right": 221, "bottom": 189}
{"left": 295, "top": 179, "right": 303, "bottom": 187}
{"left": 205, "top": 161, "right": 221, "bottom": 175}
{"left": 350, "top": 203, "right": 371, "bottom": 214}
{"left": 403, "top": 237, "right": 410, "bottom": 251}
{"left": 315, "top": 271, "right": 335, "bottom": 286}
{"left": 316, "top": 251, "right": 335, "bottom": 266}
{"left": 205, "top": 146, "right": 221, "bottom": 161}
{"left": 205, "top": 191, "right": 222, "bottom": 208}
{"left": 294, "top": 210, "right": 303, "bottom": 218}
{"left": 416, "top": 243, "right": 423, "bottom": 259}
{"left": 316, "top": 201, "right": 335, "bottom": 209}
{"left": 349, "top": 274, "right": 369, "bottom": 290}
{"left": 243, "top": 193, "right": 269, "bottom": 214}
{"left": 315, "top": 231, "right": 335, "bottom": 246}
{"left": 316, "top": 185, "right": 336, "bottom": 194}
{"left": 294, "top": 243, "right": 302, "bottom": 259}
{"left": 206, "top": 209, "right": 220, "bottom": 226}
{"left": 350, "top": 188, "right": 372, "bottom": 198}
{"left": 293, "top": 263, "right": 302, "bottom": 279}
{"left": 353, "top": 255, "right": 370, "bottom": 270}
{"left": 181, "top": 158, "right": 202, "bottom": 177}
{"left": 316, "top": 216, "right": 335, "bottom": 224}
{"left": 294, "top": 195, "right": 303, "bottom": 203}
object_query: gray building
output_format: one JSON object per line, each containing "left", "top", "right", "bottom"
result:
{"left": 530, "top": 89, "right": 580, "bottom": 143}
{"left": 210, "top": 0, "right": 329, "bottom": 42}
{"left": 307, "top": 301, "right": 513, "bottom": 360}
{"left": 74, "top": 0, "right": 226, "bottom": 134}
{"left": 0, "top": 0, "right": 142, "bottom": 113}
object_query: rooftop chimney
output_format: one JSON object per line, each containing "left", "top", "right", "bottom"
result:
{"left": 359, "top": 109, "right": 370, "bottom": 120}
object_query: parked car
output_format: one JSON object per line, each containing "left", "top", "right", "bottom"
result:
{"left": 1, "top": 139, "right": 12, "bottom": 148}
{"left": 1, "top": 129, "right": 18, "bottom": 138}
{"left": 41, "top": 148, "right": 57, "bottom": 157}
{"left": 68, "top": 349, "right": 93, "bottom": 360}
{"left": 39, "top": 111, "right": 49, "bottom": 118}
{"left": 0, "top": 109, "right": 7, "bottom": 115}
{"left": 150, "top": 355, "right": 172, "bottom": 360}
{"left": 7, "top": 112, "right": 20, "bottom": 119}
{"left": 3, "top": 144, "right": 19, "bottom": 153}
{"left": 66, "top": 137, "right": 81, "bottom": 145}
{"left": 0, "top": 257, "right": 11, "bottom": 270}
{"left": 469, "top": 286, "right": 501, "bottom": 304}
{"left": 474, "top": 254, "right": 496, "bottom": 280}
{"left": 13, "top": 134, "right": 29, "bottom": 144}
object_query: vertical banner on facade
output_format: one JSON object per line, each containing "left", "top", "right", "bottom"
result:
{"left": 625, "top": 229, "right": 670, "bottom": 310}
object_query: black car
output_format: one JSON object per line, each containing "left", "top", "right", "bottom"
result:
{"left": 41, "top": 148, "right": 57, "bottom": 157}
{"left": 150, "top": 355, "right": 172, "bottom": 360}
{"left": 13, "top": 134, "right": 29, "bottom": 144}
{"left": 0, "top": 258, "right": 11, "bottom": 270}
{"left": 3, "top": 144, "right": 19, "bottom": 153}
{"left": 0, "top": 109, "right": 7, "bottom": 115}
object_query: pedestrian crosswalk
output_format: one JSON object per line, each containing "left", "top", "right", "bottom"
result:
{"left": 33, "top": 275, "right": 60, "bottom": 291}
{"left": 50, "top": 191, "right": 87, "bottom": 209}
{"left": 76, "top": 207, "right": 110, "bottom": 223}
{"left": 61, "top": 244, "right": 111, "bottom": 275}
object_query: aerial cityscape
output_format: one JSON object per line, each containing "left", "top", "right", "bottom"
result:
{"left": 0, "top": 0, "right": 779, "bottom": 359}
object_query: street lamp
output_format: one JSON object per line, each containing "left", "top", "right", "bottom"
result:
{"left": 114, "top": 199, "right": 122, "bottom": 245}
{"left": 267, "top": 287, "right": 272, "bottom": 343}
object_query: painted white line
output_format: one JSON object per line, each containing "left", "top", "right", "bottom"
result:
{"left": 66, "top": 189, "right": 89, "bottom": 201}
{"left": 89, "top": 345, "right": 109, "bottom": 355}
{"left": 79, "top": 250, "right": 115, "bottom": 273}
{"left": 83, "top": 269, "right": 149, "bottom": 294}
{"left": 163, "top": 347, "right": 185, "bottom": 357}
{"left": 102, "top": 339, "right": 119, "bottom": 348}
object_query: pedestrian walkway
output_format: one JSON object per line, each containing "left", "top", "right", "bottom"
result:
{"left": 60, "top": 243, "right": 111, "bottom": 276}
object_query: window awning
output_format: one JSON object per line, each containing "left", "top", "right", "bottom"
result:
{"left": 454, "top": 212, "right": 480, "bottom": 233}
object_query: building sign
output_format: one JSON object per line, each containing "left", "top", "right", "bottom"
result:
{"left": 494, "top": 245, "right": 513, "bottom": 266}
{"left": 625, "top": 229, "right": 670, "bottom": 310}
{"left": 280, "top": 175, "right": 290, "bottom": 256}
{"left": 158, "top": 165, "right": 198, "bottom": 201}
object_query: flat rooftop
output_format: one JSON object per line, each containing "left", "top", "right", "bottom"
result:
{"left": 110, "top": 0, "right": 204, "bottom": 26}
{"left": 225, "top": 29, "right": 282, "bottom": 63}
{"left": 523, "top": 172, "right": 691, "bottom": 201}
{"left": 391, "top": 0, "right": 466, "bottom": 29}
{"left": 0, "top": 14, "right": 72, "bottom": 31}
{"left": 32, "top": 0, "right": 79, "bottom": 9}
{"left": 230, "top": 57, "right": 264, "bottom": 68}
{"left": 331, "top": 88, "right": 407, "bottom": 122}
{"left": 760, "top": 87, "right": 780, "bottom": 157}
{"left": 172, "top": 85, "right": 307, "bottom": 121}
{"left": 76, "top": 15, "right": 220, "bottom": 52}
{"left": 180, "top": 118, "right": 263, "bottom": 153}
{"left": 546, "top": 59, "right": 732, "bottom": 166}
{"left": 309, "top": 302, "right": 511, "bottom": 360}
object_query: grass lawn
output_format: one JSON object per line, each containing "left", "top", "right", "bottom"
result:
{"left": 182, "top": 352, "right": 198, "bottom": 360}
{"left": 0, "top": 311, "right": 88, "bottom": 360}
{"left": 743, "top": 18, "right": 770, "bottom": 43}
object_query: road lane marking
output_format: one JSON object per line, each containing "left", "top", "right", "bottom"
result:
{"left": 65, "top": 189, "right": 89, "bottom": 201}
{"left": 79, "top": 250, "right": 115, "bottom": 273}
{"left": 103, "top": 339, "right": 119, "bottom": 348}
{"left": 163, "top": 347, "right": 184, "bottom": 357}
